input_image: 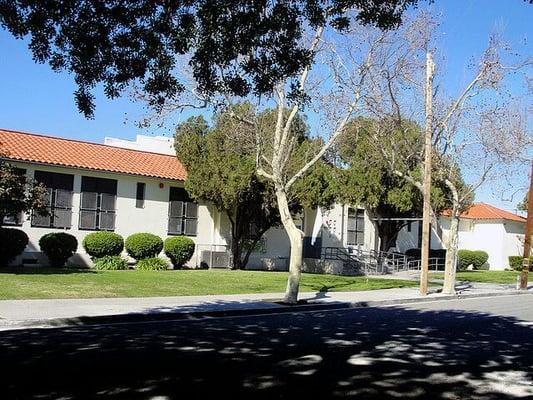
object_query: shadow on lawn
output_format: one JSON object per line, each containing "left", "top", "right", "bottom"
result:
{"left": 0, "top": 266, "right": 96, "bottom": 275}
{"left": 1, "top": 304, "right": 532, "bottom": 399}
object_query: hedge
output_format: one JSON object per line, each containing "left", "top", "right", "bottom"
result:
{"left": 125, "top": 233, "right": 163, "bottom": 260}
{"left": 164, "top": 237, "right": 195, "bottom": 268}
{"left": 509, "top": 256, "right": 533, "bottom": 271}
{"left": 39, "top": 232, "right": 78, "bottom": 267}
{"left": 0, "top": 228, "right": 28, "bottom": 265}
{"left": 136, "top": 257, "right": 169, "bottom": 271}
{"left": 458, "top": 250, "right": 489, "bottom": 270}
{"left": 83, "top": 232, "right": 124, "bottom": 258}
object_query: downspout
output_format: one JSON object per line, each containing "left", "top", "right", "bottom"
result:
{"left": 341, "top": 205, "right": 345, "bottom": 248}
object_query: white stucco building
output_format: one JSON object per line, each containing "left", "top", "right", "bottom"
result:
{"left": 1, "top": 128, "right": 378, "bottom": 270}
{"left": 396, "top": 203, "right": 526, "bottom": 270}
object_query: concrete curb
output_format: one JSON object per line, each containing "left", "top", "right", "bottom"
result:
{"left": 1, "top": 290, "right": 531, "bottom": 331}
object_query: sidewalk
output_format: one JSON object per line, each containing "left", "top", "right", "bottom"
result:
{"left": 0, "top": 283, "right": 530, "bottom": 331}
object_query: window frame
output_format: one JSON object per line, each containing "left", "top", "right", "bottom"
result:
{"left": 31, "top": 171, "right": 74, "bottom": 229}
{"left": 168, "top": 187, "right": 198, "bottom": 236}
{"left": 79, "top": 177, "right": 117, "bottom": 231}
{"left": 346, "top": 207, "right": 365, "bottom": 246}
{"left": 136, "top": 182, "right": 146, "bottom": 209}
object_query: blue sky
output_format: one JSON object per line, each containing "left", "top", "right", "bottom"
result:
{"left": 0, "top": 0, "right": 531, "bottom": 210}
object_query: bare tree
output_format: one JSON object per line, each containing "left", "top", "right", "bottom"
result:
{"left": 329, "top": 12, "right": 532, "bottom": 294}
{"left": 150, "top": 18, "right": 373, "bottom": 303}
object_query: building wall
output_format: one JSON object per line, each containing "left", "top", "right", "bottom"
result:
{"left": 242, "top": 204, "right": 378, "bottom": 270}
{"left": 502, "top": 220, "right": 525, "bottom": 269}
{"left": 396, "top": 221, "right": 443, "bottom": 253}
{"left": 104, "top": 135, "right": 175, "bottom": 155}
{"left": 7, "top": 160, "right": 383, "bottom": 270}
{"left": 8, "top": 161, "right": 213, "bottom": 268}
{"left": 400, "top": 217, "right": 526, "bottom": 270}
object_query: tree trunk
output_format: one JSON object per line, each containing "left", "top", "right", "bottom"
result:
{"left": 230, "top": 238, "right": 243, "bottom": 270}
{"left": 420, "top": 51, "right": 435, "bottom": 296}
{"left": 442, "top": 204, "right": 460, "bottom": 294}
{"left": 275, "top": 186, "right": 303, "bottom": 304}
{"left": 228, "top": 211, "right": 244, "bottom": 270}
{"left": 378, "top": 220, "right": 403, "bottom": 252}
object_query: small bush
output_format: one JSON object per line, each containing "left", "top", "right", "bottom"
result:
{"left": 136, "top": 257, "right": 168, "bottom": 271}
{"left": 0, "top": 228, "right": 28, "bottom": 265}
{"left": 509, "top": 256, "right": 533, "bottom": 271}
{"left": 458, "top": 250, "right": 475, "bottom": 271}
{"left": 93, "top": 255, "right": 129, "bottom": 270}
{"left": 459, "top": 250, "right": 489, "bottom": 270}
{"left": 125, "top": 233, "right": 163, "bottom": 260}
{"left": 472, "top": 250, "right": 489, "bottom": 269}
{"left": 39, "top": 232, "right": 78, "bottom": 267}
{"left": 164, "top": 237, "right": 195, "bottom": 268}
{"left": 83, "top": 232, "right": 124, "bottom": 258}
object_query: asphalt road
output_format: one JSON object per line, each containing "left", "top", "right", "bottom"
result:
{"left": 1, "top": 295, "right": 532, "bottom": 400}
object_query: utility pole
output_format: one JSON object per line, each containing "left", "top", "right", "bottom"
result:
{"left": 420, "top": 51, "right": 434, "bottom": 296}
{"left": 520, "top": 160, "right": 533, "bottom": 290}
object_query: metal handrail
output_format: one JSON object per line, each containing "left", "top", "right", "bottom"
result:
{"left": 321, "top": 246, "right": 445, "bottom": 274}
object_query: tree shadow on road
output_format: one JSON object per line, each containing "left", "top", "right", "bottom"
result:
{"left": 0, "top": 305, "right": 532, "bottom": 399}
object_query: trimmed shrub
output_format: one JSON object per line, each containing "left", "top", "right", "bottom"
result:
{"left": 83, "top": 232, "right": 124, "bottom": 258}
{"left": 39, "top": 232, "right": 78, "bottom": 267}
{"left": 136, "top": 257, "right": 168, "bottom": 271}
{"left": 459, "top": 250, "right": 489, "bottom": 270}
{"left": 472, "top": 250, "right": 489, "bottom": 269}
{"left": 164, "top": 237, "right": 195, "bottom": 268}
{"left": 125, "top": 233, "right": 163, "bottom": 260}
{"left": 0, "top": 228, "right": 28, "bottom": 265}
{"left": 93, "top": 255, "right": 129, "bottom": 270}
{"left": 458, "top": 250, "right": 475, "bottom": 271}
{"left": 509, "top": 256, "right": 533, "bottom": 271}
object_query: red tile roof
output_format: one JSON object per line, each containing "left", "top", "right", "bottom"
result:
{"left": 0, "top": 128, "right": 186, "bottom": 181}
{"left": 443, "top": 202, "right": 526, "bottom": 223}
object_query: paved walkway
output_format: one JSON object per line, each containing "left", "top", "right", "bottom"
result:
{"left": 0, "top": 281, "right": 530, "bottom": 331}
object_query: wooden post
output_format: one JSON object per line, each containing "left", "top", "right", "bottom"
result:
{"left": 519, "top": 160, "right": 533, "bottom": 290}
{"left": 420, "top": 51, "right": 434, "bottom": 296}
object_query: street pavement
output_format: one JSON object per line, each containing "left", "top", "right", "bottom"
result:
{"left": 1, "top": 294, "right": 532, "bottom": 399}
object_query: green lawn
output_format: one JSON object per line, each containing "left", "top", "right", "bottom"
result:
{"left": 0, "top": 268, "right": 419, "bottom": 300}
{"left": 431, "top": 270, "right": 521, "bottom": 284}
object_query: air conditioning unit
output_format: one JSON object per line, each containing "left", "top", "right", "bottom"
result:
{"left": 201, "top": 250, "right": 230, "bottom": 269}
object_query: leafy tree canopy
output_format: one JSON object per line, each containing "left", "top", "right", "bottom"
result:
{"left": 335, "top": 117, "right": 469, "bottom": 250}
{"left": 336, "top": 117, "right": 450, "bottom": 215}
{"left": 174, "top": 104, "right": 337, "bottom": 267}
{"left": 0, "top": 0, "right": 419, "bottom": 117}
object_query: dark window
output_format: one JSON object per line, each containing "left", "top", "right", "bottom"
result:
{"left": 2, "top": 168, "right": 26, "bottom": 226}
{"left": 136, "top": 182, "right": 146, "bottom": 208}
{"left": 347, "top": 208, "right": 365, "bottom": 246}
{"left": 168, "top": 187, "right": 197, "bottom": 236}
{"left": 79, "top": 177, "right": 117, "bottom": 231}
{"left": 31, "top": 171, "right": 74, "bottom": 229}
